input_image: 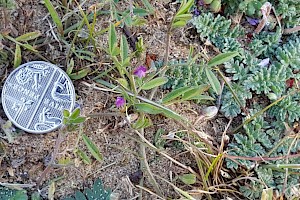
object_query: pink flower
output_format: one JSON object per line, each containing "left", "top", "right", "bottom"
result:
{"left": 133, "top": 66, "right": 147, "bottom": 78}
{"left": 116, "top": 97, "right": 125, "bottom": 108}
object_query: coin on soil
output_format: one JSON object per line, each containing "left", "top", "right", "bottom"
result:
{"left": 1, "top": 61, "right": 75, "bottom": 134}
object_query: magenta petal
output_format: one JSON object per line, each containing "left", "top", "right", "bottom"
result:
{"left": 116, "top": 97, "right": 125, "bottom": 108}
{"left": 133, "top": 66, "right": 147, "bottom": 78}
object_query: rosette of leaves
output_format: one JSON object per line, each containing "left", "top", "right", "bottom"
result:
{"left": 268, "top": 95, "right": 300, "bottom": 123}
{"left": 248, "top": 28, "right": 282, "bottom": 57}
{"left": 226, "top": 105, "right": 300, "bottom": 198}
{"left": 274, "top": 0, "right": 300, "bottom": 28}
{"left": 275, "top": 36, "right": 300, "bottom": 70}
{"left": 221, "top": 83, "right": 252, "bottom": 117}
{"left": 0, "top": 186, "right": 28, "bottom": 200}
{"left": 224, "top": 50, "right": 261, "bottom": 81}
{"left": 244, "top": 61, "right": 292, "bottom": 96}
{"left": 191, "top": 13, "right": 242, "bottom": 52}
{"left": 64, "top": 178, "right": 111, "bottom": 200}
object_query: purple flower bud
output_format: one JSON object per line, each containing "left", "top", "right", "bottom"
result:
{"left": 258, "top": 58, "right": 270, "bottom": 67}
{"left": 193, "top": 8, "right": 201, "bottom": 16}
{"left": 116, "top": 97, "right": 125, "bottom": 108}
{"left": 198, "top": 0, "right": 204, "bottom": 6}
{"left": 246, "top": 16, "right": 259, "bottom": 26}
{"left": 133, "top": 66, "right": 147, "bottom": 78}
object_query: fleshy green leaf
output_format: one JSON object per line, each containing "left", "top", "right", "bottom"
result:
{"left": 75, "top": 149, "right": 92, "bottom": 165}
{"left": 176, "top": 0, "right": 194, "bottom": 16}
{"left": 141, "top": 77, "right": 168, "bottom": 90}
{"left": 69, "top": 117, "right": 86, "bottom": 124}
{"left": 16, "top": 32, "right": 41, "bottom": 42}
{"left": 14, "top": 44, "right": 21, "bottom": 68}
{"left": 171, "top": 20, "right": 187, "bottom": 28}
{"left": 22, "top": 44, "right": 38, "bottom": 52}
{"left": 109, "top": 23, "right": 117, "bottom": 55}
{"left": 44, "top": 0, "right": 63, "bottom": 35}
{"left": 117, "top": 78, "right": 129, "bottom": 89}
{"left": 135, "top": 103, "right": 163, "bottom": 115}
{"left": 179, "top": 174, "right": 196, "bottom": 185}
{"left": 63, "top": 110, "right": 70, "bottom": 118}
{"left": 208, "top": 51, "right": 239, "bottom": 67}
{"left": 82, "top": 134, "right": 103, "bottom": 161}
{"left": 69, "top": 68, "right": 90, "bottom": 80}
{"left": 120, "top": 35, "right": 129, "bottom": 63}
{"left": 141, "top": 0, "right": 155, "bottom": 14}
{"left": 205, "top": 67, "right": 221, "bottom": 95}
{"left": 67, "top": 58, "right": 74, "bottom": 75}
{"left": 162, "top": 86, "right": 192, "bottom": 104}
{"left": 70, "top": 108, "right": 80, "bottom": 120}
{"left": 181, "top": 85, "right": 210, "bottom": 100}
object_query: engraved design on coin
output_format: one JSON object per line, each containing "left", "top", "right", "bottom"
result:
{"left": 2, "top": 61, "right": 75, "bottom": 134}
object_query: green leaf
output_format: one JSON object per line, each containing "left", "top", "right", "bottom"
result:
{"left": 135, "top": 103, "right": 163, "bottom": 115}
{"left": 44, "top": 0, "right": 63, "bottom": 35}
{"left": 16, "top": 32, "right": 41, "bottom": 42}
{"left": 82, "top": 134, "right": 103, "bottom": 161}
{"left": 189, "top": 95, "right": 214, "bottom": 101}
{"left": 63, "top": 110, "right": 70, "bottom": 118}
{"left": 69, "top": 68, "right": 90, "bottom": 80}
{"left": 160, "top": 109, "right": 183, "bottom": 121}
{"left": 141, "top": 77, "right": 168, "bottom": 90}
{"left": 66, "top": 58, "right": 74, "bottom": 75}
{"left": 70, "top": 108, "right": 80, "bottom": 120}
{"left": 162, "top": 86, "right": 192, "bottom": 104}
{"left": 14, "top": 44, "right": 21, "bottom": 68}
{"left": 132, "top": 116, "right": 152, "bottom": 129}
{"left": 75, "top": 191, "right": 87, "bottom": 200}
{"left": 117, "top": 78, "right": 129, "bottom": 89}
{"left": 22, "top": 44, "right": 38, "bottom": 52}
{"left": 208, "top": 51, "right": 239, "bottom": 67}
{"left": 75, "top": 149, "right": 92, "bottom": 165}
{"left": 109, "top": 23, "right": 117, "bottom": 55}
{"left": 176, "top": 0, "right": 194, "bottom": 16}
{"left": 136, "top": 104, "right": 184, "bottom": 121}
{"left": 181, "top": 84, "right": 210, "bottom": 100}
{"left": 174, "top": 14, "right": 192, "bottom": 21}
{"left": 205, "top": 67, "right": 221, "bottom": 95}
{"left": 120, "top": 35, "right": 129, "bottom": 63}
{"left": 171, "top": 20, "right": 187, "bottom": 28}
{"left": 69, "top": 117, "right": 86, "bottom": 124}
{"left": 141, "top": 0, "right": 155, "bottom": 14}
{"left": 179, "top": 174, "right": 196, "bottom": 185}
{"left": 132, "top": 8, "right": 149, "bottom": 17}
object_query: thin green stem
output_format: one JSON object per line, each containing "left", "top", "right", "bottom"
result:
{"left": 232, "top": 89, "right": 300, "bottom": 133}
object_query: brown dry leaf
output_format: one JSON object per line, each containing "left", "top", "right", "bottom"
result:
{"left": 7, "top": 167, "right": 14, "bottom": 177}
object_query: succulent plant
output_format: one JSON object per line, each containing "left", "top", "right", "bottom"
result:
{"left": 63, "top": 178, "right": 111, "bottom": 200}
{"left": 0, "top": 186, "right": 28, "bottom": 200}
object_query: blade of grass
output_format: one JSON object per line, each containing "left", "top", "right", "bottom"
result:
{"left": 216, "top": 68, "right": 248, "bottom": 115}
{"left": 13, "top": 44, "right": 21, "bottom": 68}
{"left": 44, "top": 0, "right": 64, "bottom": 35}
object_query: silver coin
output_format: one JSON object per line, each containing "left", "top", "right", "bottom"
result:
{"left": 1, "top": 61, "right": 75, "bottom": 134}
